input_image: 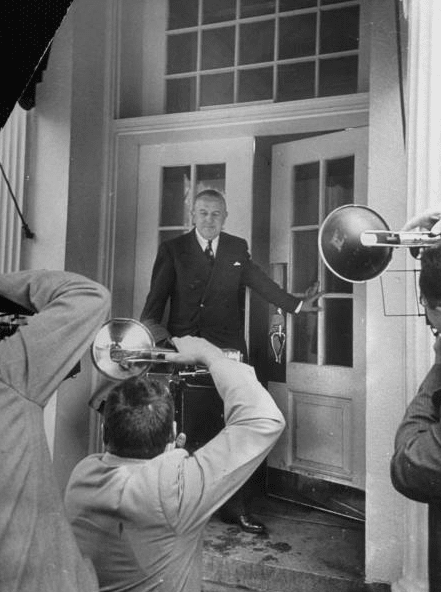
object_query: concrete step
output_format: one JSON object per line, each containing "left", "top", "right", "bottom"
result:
{"left": 202, "top": 496, "right": 390, "bottom": 592}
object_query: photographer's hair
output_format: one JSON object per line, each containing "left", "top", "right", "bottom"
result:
{"left": 420, "top": 242, "right": 441, "bottom": 308}
{"left": 103, "top": 376, "right": 174, "bottom": 459}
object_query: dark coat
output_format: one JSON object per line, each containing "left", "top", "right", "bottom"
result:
{"left": 140, "top": 229, "right": 301, "bottom": 354}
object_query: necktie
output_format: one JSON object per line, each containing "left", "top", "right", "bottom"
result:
{"left": 204, "top": 239, "right": 214, "bottom": 264}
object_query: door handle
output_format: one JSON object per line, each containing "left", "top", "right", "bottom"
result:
{"left": 269, "top": 308, "right": 286, "bottom": 364}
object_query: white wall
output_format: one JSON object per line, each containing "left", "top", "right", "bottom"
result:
{"left": 20, "top": 6, "right": 74, "bottom": 465}
{"left": 21, "top": 0, "right": 111, "bottom": 492}
{"left": 21, "top": 11, "right": 73, "bottom": 270}
{"left": 365, "top": 0, "right": 408, "bottom": 583}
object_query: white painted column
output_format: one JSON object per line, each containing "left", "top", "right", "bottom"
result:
{"left": 0, "top": 104, "right": 27, "bottom": 273}
{"left": 393, "top": 1, "right": 441, "bottom": 591}
{"left": 0, "top": 104, "right": 59, "bottom": 459}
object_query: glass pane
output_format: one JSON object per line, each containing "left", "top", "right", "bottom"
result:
{"left": 238, "top": 67, "right": 273, "bottom": 102}
{"left": 292, "top": 229, "right": 319, "bottom": 293}
{"left": 168, "top": 0, "right": 199, "bottom": 30}
{"left": 292, "top": 229, "right": 320, "bottom": 365}
{"left": 280, "top": 0, "right": 317, "bottom": 10}
{"left": 325, "top": 268, "right": 353, "bottom": 294}
{"left": 319, "top": 55, "right": 358, "bottom": 97}
{"left": 166, "top": 77, "right": 196, "bottom": 113}
{"left": 200, "top": 72, "right": 234, "bottom": 106}
{"left": 167, "top": 33, "right": 198, "bottom": 74}
{"left": 203, "top": 0, "right": 236, "bottom": 24}
{"left": 196, "top": 163, "right": 226, "bottom": 194}
{"left": 322, "top": 0, "right": 353, "bottom": 5}
{"left": 325, "top": 156, "right": 354, "bottom": 215}
{"left": 161, "top": 166, "right": 192, "bottom": 226}
{"left": 279, "top": 13, "right": 317, "bottom": 59}
{"left": 293, "top": 162, "right": 319, "bottom": 226}
{"left": 292, "top": 311, "right": 318, "bottom": 364}
{"left": 239, "top": 21, "right": 275, "bottom": 65}
{"left": 324, "top": 298, "right": 353, "bottom": 367}
{"left": 277, "top": 61, "right": 315, "bottom": 101}
{"left": 323, "top": 156, "right": 354, "bottom": 294}
{"left": 241, "top": 0, "right": 275, "bottom": 18}
{"left": 202, "top": 27, "right": 235, "bottom": 70}
{"left": 320, "top": 6, "right": 360, "bottom": 54}
{"left": 291, "top": 230, "right": 319, "bottom": 365}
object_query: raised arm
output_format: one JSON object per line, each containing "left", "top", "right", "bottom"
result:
{"left": 243, "top": 251, "right": 322, "bottom": 313}
{"left": 0, "top": 270, "right": 110, "bottom": 406}
{"left": 161, "top": 336, "right": 285, "bottom": 530}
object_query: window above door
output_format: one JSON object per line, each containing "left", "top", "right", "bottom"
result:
{"left": 117, "top": 0, "right": 369, "bottom": 119}
{"left": 166, "top": 0, "right": 360, "bottom": 112}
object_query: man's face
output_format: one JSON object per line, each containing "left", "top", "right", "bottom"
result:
{"left": 192, "top": 196, "right": 228, "bottom": 241}
{"left": 420, "top": 293, "right": 441, "bottom": 336}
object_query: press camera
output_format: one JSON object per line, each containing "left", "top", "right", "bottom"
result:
{"left": 0, "top": 295, "right": 81, "bottom": 378}
{"left": 0, "top": 295, "right": 31, "bottom": 341}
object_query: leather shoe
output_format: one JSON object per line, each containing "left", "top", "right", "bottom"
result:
{"left": 220, "top": 512, "right": 267, "bottom": 535}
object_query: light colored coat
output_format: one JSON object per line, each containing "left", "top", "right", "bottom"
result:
{"left": 0, "top": 270, "right": 110, "bottom": 592}
{"left": 65, "top": 358, "right": 286, "bottom": 592}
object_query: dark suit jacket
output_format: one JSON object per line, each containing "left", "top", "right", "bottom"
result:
{"left": 140, "top": 229, "right": 301, "bottom": 354}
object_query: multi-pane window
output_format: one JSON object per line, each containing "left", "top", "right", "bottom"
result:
{"left": 159, "top": 163, "right": 226, "bottom": 243}
{"left": 291, "top": 155, "right": 354, "bottom": 367}
{"left": 166, "top": 0, "right": 360, "bottom": 113}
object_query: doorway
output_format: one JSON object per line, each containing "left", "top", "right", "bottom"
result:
{"left": 122, "top": 128, "right": 369, "bottom": 523}
{"left": 249, "top": 129, "right": 369, "bottom": 522}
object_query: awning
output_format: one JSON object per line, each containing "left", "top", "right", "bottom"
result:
{"left": 0, "top": 1, "right": 74, "bottom": 130}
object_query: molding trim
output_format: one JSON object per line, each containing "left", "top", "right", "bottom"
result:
{"left": 97, "top": 0, "right": 119, "bottom": 291}
{"left": 113, "top": 93, "right": 370, "bottom": 140}
{"left": 90, "top": 0, "right": 119, "bottom": 455}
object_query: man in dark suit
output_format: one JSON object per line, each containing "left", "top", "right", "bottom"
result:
{"left": 140, "top": 188, "right": 320, "bottom": 533}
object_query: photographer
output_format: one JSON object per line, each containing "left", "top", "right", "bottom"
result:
{"left": 391, "top": 242, "right": 441, "bottom": 501}
{"left": 0, "top": 270, "right": 110, "bottom": 592}
{"left": 64, "top": 335, "right": 285, "bottom": 592}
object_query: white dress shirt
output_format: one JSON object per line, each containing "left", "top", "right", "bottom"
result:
{"left": 195, "top": 228, "right": 219, "bottom": 257}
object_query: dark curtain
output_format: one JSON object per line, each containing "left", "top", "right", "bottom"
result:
{"left": 0, "top": 1, "right": 74, "bottom": 130}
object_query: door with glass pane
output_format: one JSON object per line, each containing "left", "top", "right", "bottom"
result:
{"left": 267, "top": 128, "right": 368, "bottom": 490}
{"left": 132, "top": 138, "right": 254, "bottom": 321}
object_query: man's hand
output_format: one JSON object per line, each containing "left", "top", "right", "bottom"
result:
{"left": 434, "top": 335, "right": 441, "bottom": 364}
{"left": 298, "top": 281, "right": 324, "bottom": 313}
{"left": 164, "top": 335, "right": 225, "bottom": 368}
{"left": 165, "top": 422, "right": 187, "bottom": 452}
{"left": 402, "top": 209, "right": 441, "bottom": 232}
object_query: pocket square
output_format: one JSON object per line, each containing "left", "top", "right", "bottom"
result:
{"left": 233, "top": 261, "right": 241, "bottom": 266}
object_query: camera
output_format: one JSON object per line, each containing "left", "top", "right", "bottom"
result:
{"left": 0, "top": 315, "right": 27, "bottom": 340}
{"left": 0, "top": 295, "right": 32, "bottom": 341}
{"left": 0, "top": 295, "right": 81, "bottom": 379}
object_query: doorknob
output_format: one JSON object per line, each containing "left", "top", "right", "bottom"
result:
{"left": 269, "top": 308, "right": 286, "bottom": 364}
